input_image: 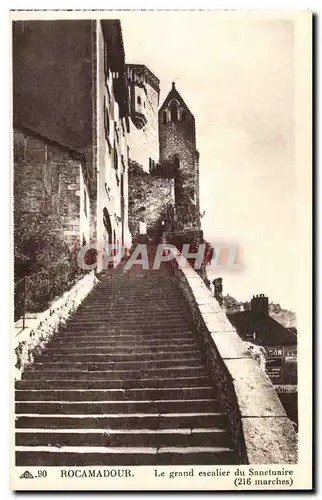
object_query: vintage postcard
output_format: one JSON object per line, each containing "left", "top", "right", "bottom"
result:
{"left": 10, "top": 10, "right": 312, "bottom": 491}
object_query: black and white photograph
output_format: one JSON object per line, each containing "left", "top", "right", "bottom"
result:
{"left": 10, "top": 10, "right": 312, "bottom": 491}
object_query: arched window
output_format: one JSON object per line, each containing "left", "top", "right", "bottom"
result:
{"left": 170, "top": 101, "right": 178, "bottom": 122}
{"left": 162, "top": 111, "right": 167, "bottom": 124}
{"left": 137, "top": 96, "right": 142, "bottom": 105}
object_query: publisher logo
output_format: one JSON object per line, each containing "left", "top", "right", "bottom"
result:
{"left": 19, "top": 470, "right": 34, "bottom": 479}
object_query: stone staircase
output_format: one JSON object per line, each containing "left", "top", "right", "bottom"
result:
{"left": 15, "top": 260, "right": 240, "bottom": 466}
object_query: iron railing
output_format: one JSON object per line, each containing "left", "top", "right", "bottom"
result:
{"left": 14, "top": 276, "right": 27, "bottom": 328}
{"left": 14, "top": 261, "right": 85, "bottom": 329}
{"left": 14, "top": 267, "right": 56, "bottom": 328}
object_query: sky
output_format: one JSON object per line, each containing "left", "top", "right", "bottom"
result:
{"left": 118, "top": 11, "right": 296, "bottom": 312}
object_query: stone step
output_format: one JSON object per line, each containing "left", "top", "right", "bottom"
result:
{"left": 36, "top": 351, "right": 201, "bottom": 363}
{"left": 92, "top": 291, "right": 182, "bottom": 296}
{"left": 54, "top": 330, "right": 195, "bottom": 338}
{"left": 15, "top": 446, "right": 239, "bottom": 466}
{"left": 83, "top": 293, "right": 183, "bottom": 301}
{"left": 15, "top": 387, "right": 215, "bottom": 402}
{"left": 69, "top": 314, "right": 189, "bottom": 323}
{"left": 16, "top": 412, "right": 227, "bottom": 430}
{"left": 72, "top": 294, "right": 182, "bottom": 301}
{"left": 95, "top": 283, "right": 179, "bottom": 288}
{"left": 16, "top": 376, "right": 211, "bottom": 390}
{"left": 43, "top": 344, "right": 198, "bottom": 355}
{"left": 29, "top": 358, "right": 202, "bottom": 371}
{"left": 16, "top": 399, "right": 218, "bottom": 415}
{"left": 82, "top": 295, "right": 184, "bottom": 302}
{"left": 82, "top": 298, "right": 186, "bottom": 310}
{"left": 22, "top": 366, "right": 208, "bottom": 381}
{"left": 59, "top": 323, "right": 193, "bottom": 330}
{"left": 63, "top": 322, "right": 193, "bottom": 330}
{"left": 73, "top": 312, "right": 189, "bottom": 320}
{"left": 93, "top": 280, "right": 178, "bottom": 284}
{"left": 76, "top": 301, "right": 187, "bottom": 309}
{"left": 89, "top": 280, "right": 178, "bottom": 284}
{"left": 15, "top": 261, "right": 240, "bottom": 467}
{"left": 16, "top": 428, "right": 231, "bottom": 448}
{"left": 48, "top": 337, "right": 197, "bottom": 347}
{"left": 68, "top": 311, "right": 189, "bottom": 319}
{"left": 49, "top": 337, "right": 198, "bottom": 347}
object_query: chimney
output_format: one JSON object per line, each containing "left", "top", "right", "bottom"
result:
{"left": 251, "top": 294, "right": 269, "bottom": 315}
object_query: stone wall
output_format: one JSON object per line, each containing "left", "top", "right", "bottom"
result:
{"left": 13, "top": 20, "right": 97, "bottom": 203}
{"left": 14, "top": 128, "right": 90, "bottom": 248}
{"left": 128, "top": 168, "right": 175, "bottom": 241}
{"left": 13, "top": 20, "right": 95, "bottom": 155}
{"left": 170, "top": 252, "right": 298, "bottom": 464}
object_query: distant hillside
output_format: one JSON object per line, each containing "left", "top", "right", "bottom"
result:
{"left": 223, "top": 294, "right": 297, "bottom": 330}
{"left": 269, "top": 303, "right": 297, "bottom": 330}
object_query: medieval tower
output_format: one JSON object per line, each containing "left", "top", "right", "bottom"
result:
{"left": 158, "top": 82, "right": 200, "bottom": 231}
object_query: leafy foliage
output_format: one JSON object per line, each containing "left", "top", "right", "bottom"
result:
{"left": 14, "top": 220, "right": 84, "bottom": 313}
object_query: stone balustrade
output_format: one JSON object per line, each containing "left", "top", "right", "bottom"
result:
{"left": 170, "top": 251, "right": 298, "bottom": 464}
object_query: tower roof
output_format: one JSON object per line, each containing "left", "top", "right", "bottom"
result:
{"left": 159, "top": 82, "right": 194, "bottom": 118}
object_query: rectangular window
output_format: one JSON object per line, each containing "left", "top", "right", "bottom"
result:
{"left": 84, "top": 188, "right": 87, "bottom": 217}
{"left": 104, "top": 41, "right": 109, "bottom": 80}
{"left": 104, "top": 96, "right": 110, "bottom": 140}
{"left": 104, "top": 96, "right": 111, "bottom": 154}
{"left": 121, "top": 154, "right": 125, "bottom": 171}
{"left": 120, "top": 174, "right": 124, "bottom": 199}
{"left": 113, "top": 142, "right": 118, "bottom": 171}
{"left": 114, "top": 122, "right": 119, "bottom": 143}
{"left": 139, "top": 221, "right": 147, "bottom": 234}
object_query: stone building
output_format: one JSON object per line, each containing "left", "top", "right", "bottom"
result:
{"left": 13, "top": 19, "right": 202, "bottom": 272}
{"left": 126, "top": 64, "right": 160, "bottom": 173}
{"left": 227, "top": 294, "right": 298, "bottom": 427}
{"left": 127, "top": 82, "right": 201, "bottom": 241}
{"left": 13, "top": 19, "right": 132, "bottom": 275}
{"left": 97, "top": 20, "right": 132, "bottom": 267}
{"left": 126, "top": 64, "right": 176, "bottom": 242}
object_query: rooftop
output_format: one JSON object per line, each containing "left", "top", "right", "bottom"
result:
{"left": 227, "top": 311, "right": 297, "bottom": 346}
{"left": 126, "top": 64, "right": 160, "bottom": 93}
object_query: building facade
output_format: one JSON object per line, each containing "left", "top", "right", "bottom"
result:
{"left": 97, "top": 20, "right": 132, "bottom": 271}
{"left": 13, "top": 18, "right": 202, "bottom": 276}
{"left": 126, "top": 64, "right": 160, "bottom": 173}
{"left": 127, "top": 82, "right": 202, "bottom": 241}
{"left": 13, "top": 19, "right": 132, "bottom": 276}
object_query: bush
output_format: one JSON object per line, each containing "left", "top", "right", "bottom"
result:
{"left": 14, "top": 220, "right": 70, "bottom": 280}
{"left": 25, "top": 253, "right": 83, "bottom": 313}
{"left": 14, "top": 220, "right": 84, "bottom": 313}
